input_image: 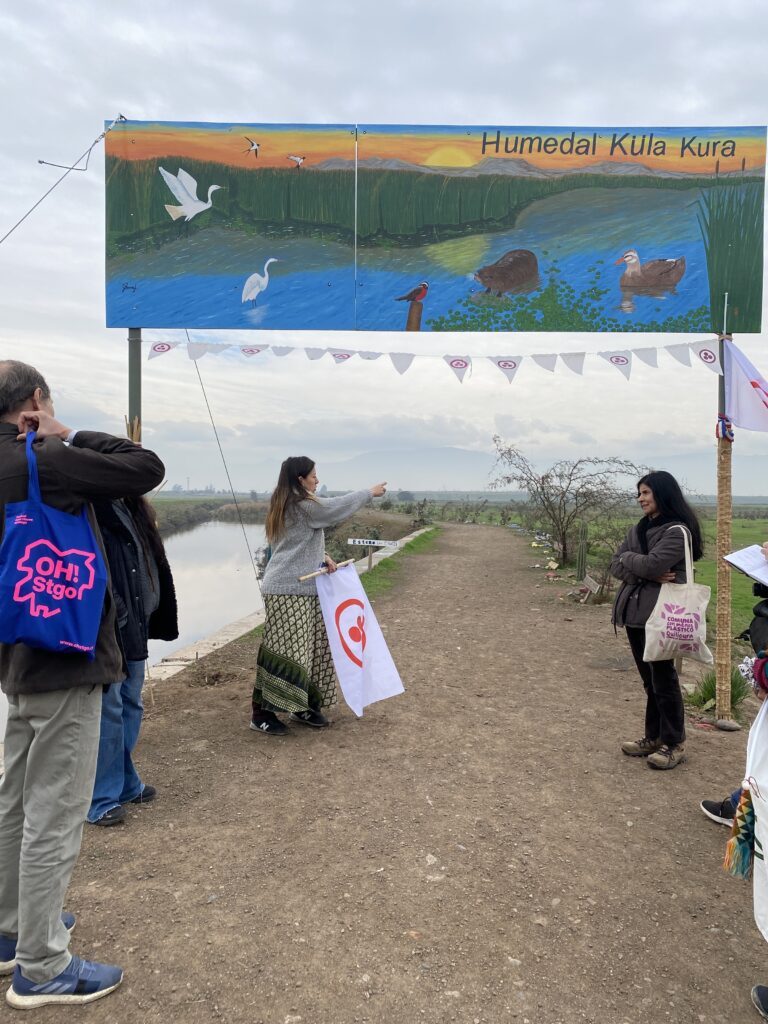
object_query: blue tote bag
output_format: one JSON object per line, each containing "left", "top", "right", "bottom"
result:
{"left": 0, "top": 432, "right": 108, "bottom": 659}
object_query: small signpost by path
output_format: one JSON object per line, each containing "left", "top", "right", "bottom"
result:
{"left": 348, "top": 537, "right": 400, "bottom": 571}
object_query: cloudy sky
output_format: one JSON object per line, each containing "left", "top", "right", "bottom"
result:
{"left": 1, "top": 0, "right": 767, "bottom": 493}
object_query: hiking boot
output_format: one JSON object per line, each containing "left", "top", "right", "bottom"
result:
{"left": 647, "top": 744, "right": 686, "bottom": 770}
{"left": 0, "top": 914, "right": 75, "bottom": 975}
{"left": 128, "top": 784, "right": 155, "bottom": 805}
{"left": 6, "top": 954, "right": 123, "bottom": 1008}
{"left": 250, "top": 710, "right": 287, "bottom": 736}
{"left": 91, "top": 805, "right": 126, "bottom": 827}
{"left": 700, "top": 797, "right": 737, "bottom": 827}
{"left": 621, "top": 737, "right": 662, "bottom": 757}
{"left": 752, "top": 985, "right": 768, "bottom": 1020}
{"left": 290, "top": 709, "right": 330, "bottom": 728}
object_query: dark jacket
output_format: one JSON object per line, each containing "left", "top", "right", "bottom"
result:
{"left": 0, "top": 425, "right": 165, "bottom": 695}
{"left": 93, "top": 501, "right": 179, "bottom": 662}
{"left": 611, "top": 518, "right": 687, "bottom": 628}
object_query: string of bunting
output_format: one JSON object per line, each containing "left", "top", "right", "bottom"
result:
{"left": 146, "top": 337, "right": 723, "bottom": 382}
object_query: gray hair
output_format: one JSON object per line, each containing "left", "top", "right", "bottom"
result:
{"left": 0, "top": 361, "right": 51, "bottom": 418}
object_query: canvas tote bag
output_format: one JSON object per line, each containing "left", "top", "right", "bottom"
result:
{"left": 0, "top": 431, "right": 108, "bottom": 659}
{"left": 642, "top": 523, "right": 713, "bottom": 665}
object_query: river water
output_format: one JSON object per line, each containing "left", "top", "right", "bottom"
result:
{"left": 0, "top": 521, "right": 265, "bottom": 738}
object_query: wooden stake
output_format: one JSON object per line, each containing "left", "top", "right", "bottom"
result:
{"left": 715, "top": 327, "right": 733, "bottom": 721}
{"left": 405, "top": 301, "right": 423, "bottom": 332}
{"left": 368, "top": 547, "right": 373, "bottom": 571}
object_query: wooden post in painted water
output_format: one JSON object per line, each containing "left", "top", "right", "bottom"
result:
{"left": 405, "top": 301, "right": 423, "bottom": 331}
{"left": 127, "top": 327, "right": 142, "bottom": 442}
{"left": 715, "top": 326, "right": 733, "bottom": 722}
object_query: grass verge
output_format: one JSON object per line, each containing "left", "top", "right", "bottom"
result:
{"left": 361, "top": 527, "right": 441, "bottom": 601}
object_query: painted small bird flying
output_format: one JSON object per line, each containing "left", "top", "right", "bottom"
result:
{"left": 395, "top": 282, "right": 428, "bottom": 303}
{"left": 242, "top": 258, "right": 280, "bottom": 305}
{"left": 159, "top": 167, "right": 224, "bottom": 222}
{"left": 243, "top": 137, "right": 260, "bottom": 157}
{"left": 287, "top": 155, "right": 306, "bottom": 169}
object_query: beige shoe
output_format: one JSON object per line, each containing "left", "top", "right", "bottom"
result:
{"left": 647, "top": 744, "right": 686, "bottom": 770}
{"left": 621, "top": 737, "right": 662, "bottom": 757}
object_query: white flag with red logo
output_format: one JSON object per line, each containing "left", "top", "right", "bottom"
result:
{"left": 316, "top": 564, "right": 404, "bottom": 717}
{"left": 724, "top": 342, "right": 768, "bottom": 432}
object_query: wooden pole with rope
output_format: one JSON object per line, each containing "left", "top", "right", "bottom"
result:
{"left": 715, "top": 293, "right": 734, "bottom": 724}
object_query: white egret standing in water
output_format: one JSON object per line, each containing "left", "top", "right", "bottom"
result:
{"left": 242, "top": 258, "right": 280, "bottom": 306}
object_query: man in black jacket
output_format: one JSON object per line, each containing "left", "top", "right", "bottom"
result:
{"left": 0, "top": 361, "right": 164, "bottom": 1009}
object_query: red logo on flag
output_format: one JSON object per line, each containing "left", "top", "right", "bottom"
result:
{"left": 450, "top": 358, "right": 468, "bottom": 369}
{"left": 152, "top": 343, "right": 171, "bottom": 354}
{"left": 610, "top": 355, "right": 628, "bottom": 365}
{"left": 241, "top": 347, "right": 262, "bottom": 357}
{"left": 334, "top": 598, "right": 367, "bottom": 667}
{"left": 698, "top": 349, "right": 716, "bottom": 364}
{"left": 497, "top": 360, "right": 517, "bottom": 369}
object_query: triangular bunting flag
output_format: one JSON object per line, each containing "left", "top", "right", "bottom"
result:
{"left": 359, "top": 351, "right": 383, "bottom": 361}
{"left": 444, "top": 356, "right": 471, "bottom": 383}
{"left": 599, "top": 350, "right": 632, "bottom": 380}
{"left": 724, "top": 342, "right": 768, "bottom": 431}
{"left": 187, "top": 341, "right": 219, "bottom": 360}
{"left": 633, "top": 348, "right": 658, "bottom": 368}
{"left": 560, "top": 353, "right": 585, "bottom": 375}
{"left": 690, "top": 340, "right": 722, "bottom": 373}
{"left": 329, "top": 349, "right": 354, "bottom": 363}
{"left": 390, "top": 353, "right": 415, "bottom": 375}
{"left": 305, "top": 348, "right": 326, "bottom": 361}
{"left": 488, "top": 356, "right": 522, "bottom": 383}
{"left": 271, "top": 346, "right": 293, "bottom": 357}
{"left": 665, "top": 344, "right": 692, "bottom": 367}
{"left": 240, "top": 346, "right": 265, "bottom": 357}
{"left": 532, "top": 353, "right": 557, "bottom": 372}
{"left": 148, "top": 342, "right": 178, "bottom": 360}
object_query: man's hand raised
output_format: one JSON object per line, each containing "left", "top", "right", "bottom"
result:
{"left": 17, "top": 410, "right": 72, "bottom": 441}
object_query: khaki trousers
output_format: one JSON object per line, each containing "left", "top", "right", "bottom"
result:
{"left": 0, "top": 684, "right": 102, "bottom": 981}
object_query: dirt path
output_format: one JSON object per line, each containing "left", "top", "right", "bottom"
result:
{"left": 49, "top": 524, "right": 763, "bottom": 1024}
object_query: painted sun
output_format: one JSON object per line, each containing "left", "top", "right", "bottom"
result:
{"left": 423, "top": 146, "right": 475, "bottom": 168}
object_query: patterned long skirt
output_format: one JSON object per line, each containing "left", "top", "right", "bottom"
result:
{"left": 253, "top": 595, "right": 338, "bottom": 713}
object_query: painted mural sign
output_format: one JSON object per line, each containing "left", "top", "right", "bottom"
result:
{"left": 105, "top": 122, "right": 766, "bottom": 333}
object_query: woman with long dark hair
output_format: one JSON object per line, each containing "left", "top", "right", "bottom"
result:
{"left": 252, "top": 457, "right": 386, "bottom": 735}
{"left": 611, "top": 470, "right": 704, "bottom": 770}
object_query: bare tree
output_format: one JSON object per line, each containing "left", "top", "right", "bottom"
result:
{"left": 491, "top": 437, "right": 643, "bottom": 564}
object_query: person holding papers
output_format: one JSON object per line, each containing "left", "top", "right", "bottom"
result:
{"left": 250, "top": 457, "right": 386, "bottom": 736}
{"left": 610, "top": 471, "right": 704, "bottom": 770}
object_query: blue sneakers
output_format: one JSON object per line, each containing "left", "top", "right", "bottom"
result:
{"left": 0, "top": 913, "right": 75, "bottom": 975}
{"left": 6, "top": 954, "right": 123, "bottom": 1008}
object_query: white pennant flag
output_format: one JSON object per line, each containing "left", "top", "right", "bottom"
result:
{"left": 240, "top": 346, "right": 266, "bottom": 357}
{"left": 271, "top": 346, "right": 293, "bottom": 357}
{"left": 690, "top": 340, "right": 722, "bottom": 373}
{"left": 724, "top": 342, "right": 768, "bottom": 432}
{"left": 148, "top": 342, "right": 178, "bottom": 360}
{"left": 600, "top": 350, "right": 632, "bottom": 380}
{"left": 532, "top": 353, "right": 557, "bottom": 373}
{"left": 316, "top": 564, "right": 405, "bottom": 717}
{"left": 329, "top": 349, "right": 354, "bottom": 364}
{"left": 444, "top": 355, "right": 471, "bottom": 382}
{"left": 633, "top": 348, "right": 658, "bottom": 368}
{"left": 488, "top": 356, "right": 522, "bottom": 383}
{"left": 390, "top": 353, "right": 415, "bottom": 375}
{"left": 187, "top": 341, "right": 221, "bottom": 360}
{"left": 359, "top": 351, "right": 382, "bottom": 361}
{"left": 665, "top": 344, "right": 692, "bottom": 367}
{"left": 305, "top": 348, "right": 326, "bottom": 361}
{"left": 560, "top": 352, "right": 585, "bottom": 375}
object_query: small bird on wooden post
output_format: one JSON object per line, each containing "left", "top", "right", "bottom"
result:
{"left": 395, "top": 281, "right": 428, "bottom": 331}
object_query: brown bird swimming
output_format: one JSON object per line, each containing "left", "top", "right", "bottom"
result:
{"left": 615, "top": 249, "right": 686, "bottom": 289}
{"left": 474, "top": 249, "right": 539, "bottom": 296}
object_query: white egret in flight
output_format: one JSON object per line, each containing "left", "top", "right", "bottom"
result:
{"left": 159, "top": 167, "right": 224, "bottom": 222}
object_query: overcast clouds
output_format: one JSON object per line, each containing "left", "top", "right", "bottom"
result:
{"left": 1, "top": 0, "right": 767, "bottom": 492}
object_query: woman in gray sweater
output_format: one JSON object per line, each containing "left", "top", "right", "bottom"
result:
{"left": 251, "top": 456, "right": 386, "bottom": 735}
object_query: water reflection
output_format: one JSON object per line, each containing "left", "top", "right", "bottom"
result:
{"left": 148, "top": 520, "right": 266, "bottom": 666}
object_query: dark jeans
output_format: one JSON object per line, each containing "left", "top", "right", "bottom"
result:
{"left": 625, "top": 626, "right": 686, "bottom": 747}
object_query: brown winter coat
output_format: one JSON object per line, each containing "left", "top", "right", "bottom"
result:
{"left": 610, "top": 518, "right": 688, "bottom": 628}
{"left": 0, "top": 424, "right": 164, "bottom": 695}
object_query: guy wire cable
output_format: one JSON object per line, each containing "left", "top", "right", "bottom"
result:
{"left": 0, "top": 114, "right": 127, "bottom": 247}
{"left": 188, "top": 333, "right": 261, "bottom": 589}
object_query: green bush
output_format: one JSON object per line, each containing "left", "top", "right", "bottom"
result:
{"left": 685, "top": 665, "right": 752, "bottom": 714}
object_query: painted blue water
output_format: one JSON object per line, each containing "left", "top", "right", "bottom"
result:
{"left": 106, "top": 187, "right": 711, "bottom": 332}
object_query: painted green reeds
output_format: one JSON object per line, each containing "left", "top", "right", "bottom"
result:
{"left": 697, "top": 182, "right": 764, "bottom": 333}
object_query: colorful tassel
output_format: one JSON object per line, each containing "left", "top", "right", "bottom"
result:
{"left": 716, "top": 415, "right": 734, "bottom": 442}
{"left": 724, "top": 787, "right": 756, "bottom": 879}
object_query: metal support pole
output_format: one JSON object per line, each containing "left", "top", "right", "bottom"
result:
{"left": 127, "top": 327, "right": 142, "bottom": 442}
{"left": 715, "top": 294, "right": 733, "bottom": 722}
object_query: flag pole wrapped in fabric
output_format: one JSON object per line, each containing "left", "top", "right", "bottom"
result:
{"left": 315, "top": 564, "right": 404, "bottom": 717}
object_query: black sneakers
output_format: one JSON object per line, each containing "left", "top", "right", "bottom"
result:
{"left": 250, "top": 710, "right": 287, "bottom": 736}
{"left": 700, "top": 796, "right": 737, "bottom": 827}
{"left": 752, "top": 985, "right": 768, "bottom": 1020}
{"left": 290, "top": 709, "right": 330, "bottom": 728}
